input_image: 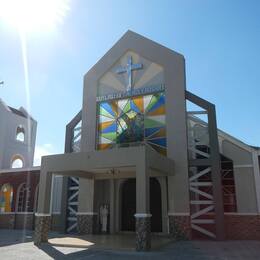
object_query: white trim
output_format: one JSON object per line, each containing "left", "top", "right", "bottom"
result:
{"left": 252, "top": 151, "right": 260, "bottom": 213}
{"left": 191, "top": 219, "right": 215, "bottom": 224}
{"left": 52, "top": 212, "right": 61, "bottom": 215}
{"left": 35, "top": 213, "right": 51, "bottom": 217}
{"left": 190, "top": 200, "right": 213, "bottom": 205}
{"left": 76, "top": 212, "right": 98, "bottom": 216}
{"left": 134, "top": 213, "right": 152, "bottom": 218}
{"left": 191, "top": 205, "right": 214, "bottom": 219}
{"left": 189, "top": 187, "right": 213, "bottom": 200}
{"left": 68, "top": 206, "right": 77, "bottom": 215}
{"left": 187, "top": 111, "right": 207, "bottom": 115}
{"left": 0, "top": 212, "right": 15, "bottom": 215}
{"left": 191, "top": 223, "right": 216, "bottom": 238}
{"left": 190, "top": 182, "right": 212, "bottom": 187}
{"left": 224, "top": 212, "right": 260, "bottom": 216}
{"left": 168, "top": 212, "right": 190, "bottom": 216}
{"left": 68, "top": 201, "right": 78, "bottom": 206}
{"left": 189, "top": 147, "right": 210, "bottom": 158}
{"left": 14, "top": 212, "right": 34, "bottom": 215}
{"left": 233, "top": 164, "right": 253, "bottom": 169}
{"left": 0, "top": 166, "right": 40, "bottom": 174}
{"left": 49, "top": 175, "right": 54, "bottom": 214}
{"left": 189, "top": 167, "right": 211, "bottom": 182}
{"left": 67, "top": 217, "right": 77, "bottom": 221}
{"left": 67, "top": 222, "right": 78, "bottom": 233}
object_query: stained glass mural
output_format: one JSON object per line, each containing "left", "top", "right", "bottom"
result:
{"left": 0, "top": 184, "right": 13, "bottom": 212}
{"left": 97, "top": 92, "right": 167, "bottom": 155}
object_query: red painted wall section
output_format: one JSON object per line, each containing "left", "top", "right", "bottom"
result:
{"left": 0, "top": 169, "right": 40, "bottom": 212}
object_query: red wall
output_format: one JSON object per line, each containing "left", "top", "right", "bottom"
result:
{"left": 0, "top": 169, "right": 40, "bottom": 212}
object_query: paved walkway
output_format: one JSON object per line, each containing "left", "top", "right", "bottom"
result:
{"left": 0, "top": 230, "right": 260, "bottom": 259}
{"left": 48, "top": 233, "right": 172, "bottom": 250}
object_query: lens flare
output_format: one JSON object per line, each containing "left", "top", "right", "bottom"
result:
{"left": 0, "top": 0, "right": 70, "bottom": 32}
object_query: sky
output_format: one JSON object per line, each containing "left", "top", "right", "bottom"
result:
{"left": 0, "top": 0, "right": 259, "bottom": 165}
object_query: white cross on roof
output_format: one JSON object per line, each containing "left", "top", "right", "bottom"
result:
{"left": 115, "top": 56, "right": 143, "bottom": 92}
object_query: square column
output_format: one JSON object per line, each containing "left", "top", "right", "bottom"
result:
{"left": 34, "top": 214, "right": 51, "bottom": 245}
{"left": 34, "top": 169, "right": 52, "bottom": 245}
{"left": 77, "top": 178, "right": 97, "bottom": 234}
{"left": 109, "top": 179, "right": 115, "bottom": 234}
{"left": 135, "top": 163, "right": 151, "bottom": 251}
{"left": 135, "top": 213, "right": 151, "bottom": 251}
{"left": 168, "top": 214, "right": 191, "bottom": 240}
{"left": 77, "top": 213, "right": 97, "bottom": 234}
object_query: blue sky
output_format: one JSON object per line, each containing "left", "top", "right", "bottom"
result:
{"left": 0, "top": 0, "right": 259, "bottom": 164}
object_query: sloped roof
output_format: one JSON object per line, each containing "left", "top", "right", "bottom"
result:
{"left": 84, "top": 30, "right": 184, "bottom": 81}
{"left": 188, "top": 114, "right": 258, "bottom": 152}
{"left": 8, "top": 106, "right": 26, "bottom": 118}
{"left": 0, "top": 98, "right": 35, "bottom": 121}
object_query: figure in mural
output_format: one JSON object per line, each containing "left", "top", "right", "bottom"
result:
{"left": 99, "top": 204, "right": 109, "bottom": 232}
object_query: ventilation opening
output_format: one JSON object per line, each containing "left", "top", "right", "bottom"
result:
{"left": 11, "top": 156, "right": 24, "bottom": 168}
{"left": 16, "top": 126, "right": 25, "bottom": 142}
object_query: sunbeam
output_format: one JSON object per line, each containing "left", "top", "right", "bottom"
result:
{"left": 0, "top": 0, "right": 70, "bottom": 33}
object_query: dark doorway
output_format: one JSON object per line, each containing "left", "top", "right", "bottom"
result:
{"left": 121, "top": 179, "right": 136, "bottom": 231}
{"left": 121, "top": 178, "right": 162, "bottom": 232}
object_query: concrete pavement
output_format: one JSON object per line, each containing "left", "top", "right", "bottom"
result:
{"left": 0, "top": 230, "right": 260, "bottom": 259}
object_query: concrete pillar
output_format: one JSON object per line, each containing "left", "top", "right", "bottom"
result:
{"left": 252, "top": 150, "right": 260, "bottom": 213}
{"left": 109, "top": 179, "right": 115, "bottom": 234}
{"left": 77, "top": 178, "right": 97, "bottom": 234}
{"left": 157, "top": 177, "right": 168, "bottom": 234}
{"left": 34, "top": 169, "right": 52, "bottom": 245}
{"left": 34, "top": 214, "right": 51, "bottom": 245}
{"left": 60, "top": 176, "right": 69, "bottom": 233}
{"left": 167, "top": 173, "right": 191, "bottom": 240}
{"left": 168, "top": 214, "right": 191, "bottom": 240}
{"left": 135, "top": 163, "right": 151, "bottom": 251}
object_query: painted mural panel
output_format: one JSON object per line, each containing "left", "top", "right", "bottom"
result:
{"left": 0, "top": 184, "right": 13, "bottom": 212}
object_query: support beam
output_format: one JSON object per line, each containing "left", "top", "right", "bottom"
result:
{"left": 252, "top": 150, "right": 260, "bottom": 213}
{"left": 135, "top": 163, "right": 151, "bottom": 251}
{"left": 37, "top": 170, "right": 52, "bottom": 214}
{"left": 109, "top": 179, "right": 115, "bottom": 234}
{"left": 34, "top": 168, "right": 52, "bottom": 245}
{"left": 186, "top": 90, "right": 225, "bottom": 240}
{"left": 189, "top": 159, "right": 211, "bottom": 167}
{"left": 77, "top": 178, "right": 97, "bottom": 234}
{"left": 136, "top": 163, "right": 150, "bottom": 214}
{"left": 208, "top": 105, "right": 225, "bottom": 240}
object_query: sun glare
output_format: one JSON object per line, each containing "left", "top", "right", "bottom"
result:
{"left": 0, "top": 0, "right": 70, "bottom": 33}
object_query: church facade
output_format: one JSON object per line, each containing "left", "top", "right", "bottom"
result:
{"left": 34, "top": 31, "right": 260, "bottom": 251}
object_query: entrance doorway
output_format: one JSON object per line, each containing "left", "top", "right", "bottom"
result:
{"left": 121, "top": 178, "right": 162, "bottom": 232}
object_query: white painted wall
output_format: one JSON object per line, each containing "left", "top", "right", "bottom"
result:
{"left": 0, "top": 99, "right": 37, "bottom": 169}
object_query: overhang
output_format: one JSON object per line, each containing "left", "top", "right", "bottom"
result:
{"left": 41, "top": 145, "right": 174, "bottom": 179}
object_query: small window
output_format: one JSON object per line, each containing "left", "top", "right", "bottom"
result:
{"left": 11, "top": 156, "right": 24, "bottom": 168}
{"left": 16, "top": 126, "right": 25, "bottom": 142}
{"left": 16, "top": 183, "right": 30, "bottom": 212}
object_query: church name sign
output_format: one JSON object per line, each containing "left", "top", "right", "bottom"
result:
{"left": 96, "top": 84, "right": 165, "bottom": 102}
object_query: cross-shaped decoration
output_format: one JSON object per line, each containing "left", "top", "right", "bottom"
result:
{"left": 115, "top": 56, "right": 143, "bottom": 92}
